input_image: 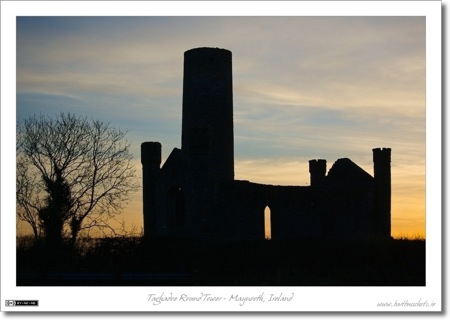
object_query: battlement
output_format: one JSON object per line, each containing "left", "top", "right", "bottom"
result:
{"left": 373, "top": 147, "right": 391, "bottom": 162}
{"left": 309, "top": 159, "right": 327, "bottom": 169}
{"left": 309, "top": 159, "right": 327, "bottom": 186}
{"left": 141, "top": 142, "right": 162, "bottom": 165}
{"left": 373, "top": 147, "right": 391, "bottom": 152}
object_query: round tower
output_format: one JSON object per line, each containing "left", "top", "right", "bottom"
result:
{"left": 372, "top": 147, "right": 391, "bottom": 238}
{"left": 181, "top": 47, "right": 234, "bottom": 181}
{"left": 141, "top": 141, "right": 162, "bottom": 237}
{"left": 309, "top": 159, "right": 327, "bottom": 187}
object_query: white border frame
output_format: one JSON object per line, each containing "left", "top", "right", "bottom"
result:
{"left": 1, "top": 0, "right": 442, "bottom": 313}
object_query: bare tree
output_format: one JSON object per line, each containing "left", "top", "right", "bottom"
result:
{"left": 16, "top": 113, "right": 139, "bottom": 246}
{"left": 16, "top": 157, "right": 43, "bottom": 239}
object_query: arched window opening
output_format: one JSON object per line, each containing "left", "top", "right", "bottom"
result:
{"left": 264, "top": 206, "right": 272, "bottom": 240}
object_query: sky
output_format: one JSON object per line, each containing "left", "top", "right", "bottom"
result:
{"left": 15, "top": 16, "right": 426, "bottom": 238}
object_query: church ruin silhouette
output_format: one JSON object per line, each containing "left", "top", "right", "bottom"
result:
{"left": 141, "top": 47, "right": 391, "bottom": 241}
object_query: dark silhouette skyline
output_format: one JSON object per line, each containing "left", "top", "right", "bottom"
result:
{"left": 14, "top": 47, "right": 425, "bottom": 288}
{"left": 16, "top": 48, "right": 424, "bottom": 288}
{"left": 142, "top": 47, "right": 391, "bottom": 241}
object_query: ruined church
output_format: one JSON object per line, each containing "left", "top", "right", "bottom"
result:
{"left": 141, "top": 47, "right": 391, "bottom": 241}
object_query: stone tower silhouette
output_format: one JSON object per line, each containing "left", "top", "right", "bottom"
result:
{"left": 182, "top": 47, "right": 234, "bottom": 181}
{"left": 141, "top": 141, "right": 161, "bottom": 236}
{"left": 309, "top": 159, "right": 327, "bottom": 187}
{"left": 373, "top": 147, "right": 391, "bottom": 237}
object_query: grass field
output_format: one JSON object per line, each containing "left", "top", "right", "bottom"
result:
{"left": 16, "top": 236, "right": 425, "bottom": 286}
